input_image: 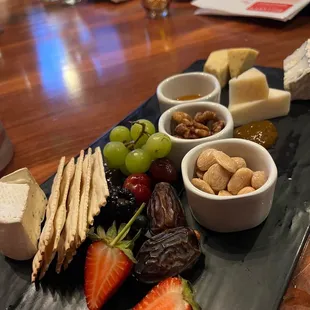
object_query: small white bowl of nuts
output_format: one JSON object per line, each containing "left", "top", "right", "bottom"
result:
{"left": 158, "top": 101, "right": 234, "bottom": 167}
{"left": 181, "top": 138, "right": 278, "bottom": 232}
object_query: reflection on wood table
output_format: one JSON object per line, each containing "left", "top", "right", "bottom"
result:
{"left": 0, "top": 0, "right": 310, "bottom": 308}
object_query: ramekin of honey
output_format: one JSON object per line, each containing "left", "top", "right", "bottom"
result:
{"left": 157, "top": 72, "right": 221, "bottom": 114}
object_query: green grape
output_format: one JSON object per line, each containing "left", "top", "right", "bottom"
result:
{"left": 130, "top": 119, "right": 156, "bottom": 148}
{"left": 142, "top": 144, "right": 156, "bottom": 161}
{"left": 103, "top": 142, "right": 129, "bottom": 169}
{"left": 144, "top": 133, "right": 172, "bottom": 159}
{"left": 109, "top": 126, "right": 131, "bottom": 143}
{"left": 120, "top": 164, "right": 130, "bottom": 176}
{"left": 125, "top": 149, "right": 152, "bottom": 174}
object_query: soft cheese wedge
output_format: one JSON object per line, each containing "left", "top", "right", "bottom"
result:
{"left": 204, "top": 49, "right": 229, "bottom": 88}
{"left": 0, "top": 168, "right": 47, "bottom": 260}
{"left": 228, "top": 48, "right": 259, "bottom": 78}
{"left": 284, "top": 39, "right": 310, "bottom": 100}
{"left": 229, "top": 68, "right": 269, "bottom": 107}
{"left": 229, "top": 88, "right": 291, "bottom": 127}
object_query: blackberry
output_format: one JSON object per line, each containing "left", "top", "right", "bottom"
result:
{"left": 104, "top": 163, "right": 125, "bottom": 187}
{"left": 107, "top": 186, "right": 136, "bottom": 223}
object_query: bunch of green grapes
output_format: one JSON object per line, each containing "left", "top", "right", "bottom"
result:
{"left": 103, "top": 119, "right": 172, "bottom": 174}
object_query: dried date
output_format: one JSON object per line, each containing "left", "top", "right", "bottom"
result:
{"left": 147, "top": 182, "right": 186, "bottom": 235}
{"left": 134, "top": 227, "right": 201, "bottom": 283}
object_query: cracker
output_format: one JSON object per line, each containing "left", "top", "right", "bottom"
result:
{"left": 87, "top": 148, "right": 108, "bottom": 226}
{"left": 57, "top": 151, "right": 84, "bottom": 272}
{"left": 77, "top": 148, "right": 92, "bottom": 245}
{"left": 64, "top": 151, "right": 84, "bottom": 251}
{"left": 39, "top": 158, "right": 75, "bottom": 279}
{"left": 31, "top": 157, "right": 66, "bottom": 281}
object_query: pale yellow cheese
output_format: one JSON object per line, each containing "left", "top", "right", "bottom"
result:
{"left": 204, "top": 49, "right": 229, "bottom": 88}
{"left": 229, "top": 68, "right": 269, "bottom": 108}
{"left": 228, "top": 48, "right": 259, "bottom": 78}
{"left": 229, "top": 88, "right": 291, "bottom": 127}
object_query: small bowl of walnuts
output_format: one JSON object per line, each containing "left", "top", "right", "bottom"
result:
{"left": 181, "top": 138, "right": 278, "bottom": 232}
{"left": 158, "top": 101, "right": 234, "bottom": 167}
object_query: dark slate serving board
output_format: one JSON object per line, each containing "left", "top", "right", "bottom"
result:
{"left": 2, "top": 61, "right": 310, "bottom": 310}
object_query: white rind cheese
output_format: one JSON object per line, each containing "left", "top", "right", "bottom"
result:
{"left": 204, "top": 49, "right": 229, "bottom": 88}
{"left": 284, "top": 39, "right": 310, "bottom": 100}
{"left": 228, "top": 48, "right": 259, "bottom": 78}
{"left": 229, "top": 68, "right": 269, "bottom": 107}
{"left": 229, "top": 88, "right": 291, "bottom": 127}
{"left": 0, "top": 168, "right": 47, "bottom": 260}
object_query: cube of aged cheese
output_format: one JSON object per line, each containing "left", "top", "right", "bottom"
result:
{"left": 229, "top": 88, "right": 291, "bottom": 127}
{"left": 0, "top": 169, "right": 47, "bottom": 260}
{"left": 228, "top": 48, "right": 259, "bottom": 78}
{"left": 284, "top": 39, "right": 310, "bottom": 100}
{"left": 229, "top": 68, "right": 269, "bottom": 107}
{"left": 204, "top": 49, "right": 229, "bottom": 88}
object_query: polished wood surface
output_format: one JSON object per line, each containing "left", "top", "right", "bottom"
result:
{"left": 1, "top": 0, "right": 310, "bottom": 307}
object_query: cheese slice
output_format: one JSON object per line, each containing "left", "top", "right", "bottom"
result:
{"left": 229, "top": 68, "right": 269, "bottom": 108}
{"left": 228, "top": 48, "right": 259, "bottom": 78}
{"left": 229, "top": 88, "right": 291, "bottom": 127}
{"left": 204, "top": 49, "right": 229, "bottom": 88}
{"left": 284, "top": 39, "right": 310, "bottom": 100}
{"left": 0, "top": 169, "right": 47, "bottom": 260}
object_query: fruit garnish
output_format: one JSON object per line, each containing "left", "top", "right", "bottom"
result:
{"left": 149, "top": 158, "right": 178, "bottom": 183}
{"left": 125, "top": 183, "right": 152, "bottom": 205}
{"left": 133, "top": 277, "right": 201, "bottom": 310}
{"left": 124, "top": 173, "right": 151, "bottom": 189}
{"left": 106, "top": 186, "right": 136, "bottom": 222}
{"left": 109, "top": 126, "right": 132, "bottom": 143}
{"left": 85, "top": 203, "right": 146, "bottom": 310}
{"left": 125, "top": 149, "right": 152, "bottom": 174}
{"left": 103, "top": 142, "right": 129, "bottom": 169}
{"left": 144, "top": 133, "right": 172, "bottom": 159}
{"left": 130, "top": 119, "right": 156, "bottom": 148}
{"left": 124, "top": 174, "right": 152, "bottom": 204}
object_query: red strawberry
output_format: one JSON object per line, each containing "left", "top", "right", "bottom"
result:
{"left": 84, "top": 203, "right": 146, "bottom": 310}
{"left": 133, "top": 277, "right": 201, "bottom": 310}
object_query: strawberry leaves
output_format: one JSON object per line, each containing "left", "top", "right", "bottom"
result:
{"left": 87, "top": 203, "right": 146, "bottom": 263}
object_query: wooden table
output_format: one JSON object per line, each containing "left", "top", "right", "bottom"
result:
{"left": 1, "top": 0, "right": 310, "bottom": 308}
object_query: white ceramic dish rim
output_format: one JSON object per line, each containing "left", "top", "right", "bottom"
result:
{"left": 158, "top": 101, "right": 234, "bottom": 144}
{"left": 181, "top": 138, "right": 278, "bottom": 201}
{"left": 157, "top": 72, "right": 221, "bottom": 105}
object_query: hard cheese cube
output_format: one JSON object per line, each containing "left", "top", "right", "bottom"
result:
{"left": 0, "top": 169, "right": 47, "bottom": 260}
{"left": 284, "top": 39, "right": 310, "bottom": 100}
{"left": 229, "top": 88, "right": 291, "bottom": 127}
{"left": 228, "top": 48, "right": 259, "bottom": 78}
{"left": 204, "top": 49, "right": 229, "bottom": 88}
{"left": 229, "top": 68, "right": 269, "bottom": 107}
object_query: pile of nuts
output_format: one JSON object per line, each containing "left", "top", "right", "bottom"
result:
{"left": 192, "top": 149, "right": 267, "bottom": 196}
{"left": 171, "top": 110, "right": 225, "bottom": 139}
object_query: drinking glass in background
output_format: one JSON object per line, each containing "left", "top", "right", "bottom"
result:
{"left": 0, "top": 122, "right": 14, "bottom": 172}
{"left": 141, "top": 0, "right": 171, "bottom": 18}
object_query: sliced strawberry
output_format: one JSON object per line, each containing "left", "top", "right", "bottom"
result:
{"left": 133, "top": 277, "right": 201, "bottom": 310}
{"left": 84, "top": 203, "right": 146, "bottom": 310}
{"left": 84, "top": 242, "right": 132, "bottom": 310}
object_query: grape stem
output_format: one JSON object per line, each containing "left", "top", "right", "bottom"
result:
{"left": 125, "top": 121, "right": 150, "bottom": 150}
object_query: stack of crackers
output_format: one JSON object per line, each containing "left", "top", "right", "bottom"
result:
{"left": 31, "top": 147, "right": 109, "bottom": 281}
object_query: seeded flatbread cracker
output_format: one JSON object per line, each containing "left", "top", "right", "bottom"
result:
{"left": 56, "top": 151, "right": 84, "bottom": 272}
{"left": 77, "top": 148, "right": 92, "bottom": 245}
{"left": 39, "top": 158, "right": 75, "bottom": 279}
{"left": 31, "top": 157, "right": 66, "bottom": 282}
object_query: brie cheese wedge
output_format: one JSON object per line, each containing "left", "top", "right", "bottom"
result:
{"left": 0, "top": 168, "right": 47, "bottom": 260}
{"left": 284, "top": 39, "right": 310, "bottom": 100}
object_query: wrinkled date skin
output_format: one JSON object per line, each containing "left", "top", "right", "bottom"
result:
{"left": 134, "top": 227, "right": 201, "bottom": 283}
{"left": 147, "top": 182, "right": 187, "bottom": 235}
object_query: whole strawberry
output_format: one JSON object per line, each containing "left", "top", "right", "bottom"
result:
{"left": 84, "top": 203, "right": 146, "bottom": 310}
